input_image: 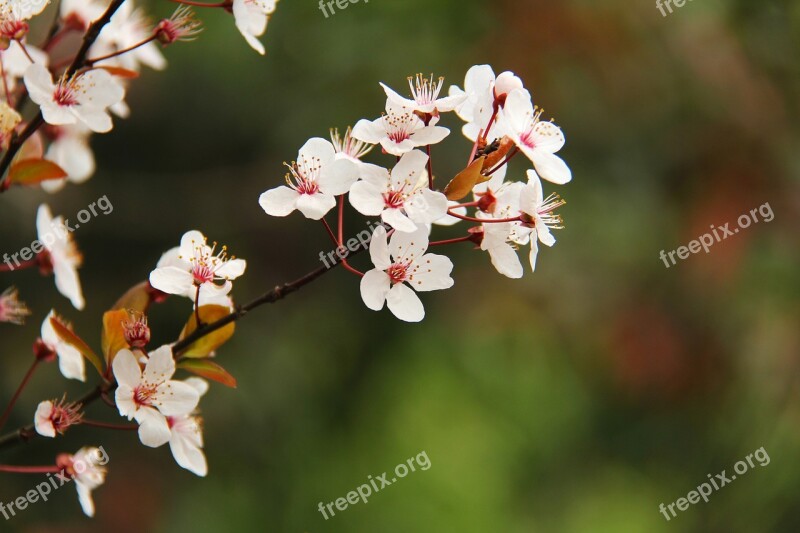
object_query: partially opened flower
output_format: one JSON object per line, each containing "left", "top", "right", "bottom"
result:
{"left": 232, "top": 0, "right": 277, "bottom": 55}
{"left": 167, "top": 377, "right": 208, "bottom": 477}
{"left": 381, "top": 73, "right": 466, "bottom": 116}
{"left": 101, "top": 1, "right": 166, "bottom": 72}
{"left": 113, "top": 345, "right": 201, "bottom": 447}
{"left": 40, "top": 310, "right": 85, "bottom": 381}
{"left": 37, "top": 204, "right": 84, "bottom": 310}
{"left": 351, "top": 100, "right": 449, "bottom": 156}
{"left": 503, "top": 89, "right": 571, "bottom": 184}
{"left": 149, "top": 230, "right": 247, "bottom": 304}
{"left": 0, "top": 286, "right": 30, "bottom": 324}
{"left": 349, "top": 149, "right": 448, "bottom": 232}
{"left": 57, "top": 447, "right": 108, "bottom": 517}
{"left": 24, "top": 63, "right": 125, "bottom": 133}
{"left": 519, "top": 170, "right": 565, "bottom": 271}
{"left": 449, "top": 65, "right": 523, "bottom": 141}
{"left": 34, "top": 397, "right": 83, "bottom": 437}
{"left": 259, "top": 137, "right": 358, "bottom": 220}
{"left": 360, "top": 225, "right": 454, "bottom": 322}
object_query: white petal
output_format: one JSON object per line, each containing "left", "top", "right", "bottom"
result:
{"left": 76, "top": 482, "right": 95, "bottom": 517}
{"left": 295, "top": 192, "right": 336, "bottom": 220}
{"left": 532, "top": 151, "right": 572, "bottom": 185}
{"left": 154, "top": 380, "right": 200, "bottom": 416}
{"left": 57, "top": 342, "right": 86, "bottom": 382}
{"left": 298, "top": 137, "right": 336, "bottom": 169}
{"left": 351, "top": 118, "right": 386, "bottom": 144}
{"left": 142, "top": 345, "right": 175, "bottom": 384}
{"left": 410, "top": 125, "right": 449, "bottom": 147}
{"left": 136, "top": 409, "right": 171, "bottom": 447}
{"left": 407, "top": 253, "right": 454, "bottom": 292}
{"left": 386, "top": 283, "right": 424, "bottom": 322}
{"left": 529, "top": 240, "right": 540, "bottom": 272}
{"left": 381, "top": 208, "right": 417, "bottom": 233}
{"left": 486, "top": 241, "right": 523, "bottom": 279}
{"left": 389, "top": 224, "right": 429, "bottom": 262}
{"left": 359, "top": 269, "right": 391, "bottom": 311}
{"left": 503, "top": 89, "right": 534, "bottom": 135}
{"left": 348, "top": 181, "right": 385, "bottom": 217}
{"left": 368, "top": 225, "right": 391, "bottom": 270}
{"left": 149, "top": 266, "right": 193, "bottom": 296}
{"left": 112, "top": 349, "right": 142, "bottom": 389}
{"left": 391, "top": 150, "right": 428, "bottom": 190}
{"left": 318, "top": 158, "right": 358, "bottom": 196}
{"left": 215, "top": 258, "right": 246, "bottom": 280}
{"left": 52, "top": 256, "right": 85, "bottom": 310}
{"left": 169, "top": 434, "right": 208, "bottom": 477}
{"left": 406, "top": 189, "right": 449, "bottom": 225}
{"left": 259, "top": 186, "right": 300, "bottom": 217}
{"left": 34, "top": 402, "right": 56, "bottom": 438}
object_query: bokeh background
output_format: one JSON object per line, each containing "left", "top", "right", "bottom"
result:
{"left": 1, "top": 0, "right": 799, "bottom": 531}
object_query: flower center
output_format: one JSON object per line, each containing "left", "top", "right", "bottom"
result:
{"left": 386, "top": 262, "right": 410, "bottom": 284}
{"left": 192, "top": 264, "right": 215, "bottom": 285}
{"left": 382, "top": 190, "right": 405, "bottom": 209}
{"left": 133, "top": 384, "right": 158, "bottom": 407}
{"left": 384, "top": 111, "right": 415, "bottom": 143}
{"left": 54, "top": 82, "right": 79, "bottom": 107}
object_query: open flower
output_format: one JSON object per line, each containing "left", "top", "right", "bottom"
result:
{"left": 351, "top": 100, "right": 449, "bottom": 156}
{"left": 232, "top": 0, "right": 277, "bottom": 55}
{"left": 57, "top": 447, "right": 109, "bottom": 517}
{"left": 360, "top": 225, "right": 454, "bottom": 322}
{"left": 37, "top": 204, "right": 84, "bottom": 310}
{"left": 503, "top": 89, "right": 571, "bottom": 184}
{"left": 113, "top": 345, "right": 201, "bottom": 447}
{"left": 349, "top": 149, "right": 447, "bottom": 232}
{"left": 40, "top": 310, "right": 85, "bottom": 381}
{"left": 449, "top": 65, "right": 523, "bottom": 141}
{"left": 259, "top": 137, "right": 358, "bottom": 220}
{"left": 24, "top": 63, "right": 125, "bottom": 133}
{"left": 34, "top": 396, "right": 83, "bottom": 437}
{"left": 0, "top": 286, "right": 30, "bottom": 324}
{"left": 167, "top": 377, "right": 208, "bottom": 477}
{"left": 380, "top": 73, "right": 466, "bottom": 115}
{"left": 519, "top": 170, "right": 565, "bottom": 271}
{"left": 149, "top": 230, "right": 246, "bottom": 304}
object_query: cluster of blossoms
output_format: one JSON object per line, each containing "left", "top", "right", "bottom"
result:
{"left": 0, "top": 0, "right": 278, "bottom": 517}
{"left": 260, "top": 65, "right": 571, "bottom": 321}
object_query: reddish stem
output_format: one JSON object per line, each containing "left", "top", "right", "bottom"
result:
{"left": 483, "top": 147, "right": 520, "bottom": 176}
{"left": 81, "top": 419, "right": 137, "bottom": 431}
{"left": 170, "top": 0, "right": 231, "bottom": 7}
{"left": 0, "top": 258, "right": 39, "bottom": 272}
{"left": 336, "top": 196, "right": 365, "bottom": 277}
{"left": 429, "top": 235, "right": 474, "bottom": 246}
{"left": 426, "top": 145, "right": 434, "bottom": 189}
{"left": 0, "top": 464, "right": 61, "bottom": 474}
{"left": 0, "top": 360, "right": 40, "bottom": 432}
{"left": 85, "top": 35, "right": 156, "bottom": 66}
{"left": 320, "top": 218, "right": 338, "bottom": 246}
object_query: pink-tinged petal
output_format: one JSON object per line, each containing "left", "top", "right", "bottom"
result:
{"left": 410, "top": 125, "right": 449, "bottom": 147}
{"left": 154, "top": 380, "right": 200, "bottom": 416}
{"left": 381, "top": 207, "right": 417, "bottom": 233}
{"left": 215, "top": 258, "right": 246, "bottom": 280}
{"left": 360, "top": 268, "right": 391, "bottom": 311}
{"left": 369, "top": 225, "right": 391, "bottom": 270}
{"left": 532, "top": 151, "right": 572, "bottom": 184}
{"left": 23, "top": 64, "right": 55, "bottom": 106}
{"left": 149, "top": 266, "right": 194, "bottom": 296}
{"left": 380, "top": 137, "right": 416, "bottom": 157}
{"left": 34, "top": 402, "right": 56, "bottom": 437}
{"left": 503, "top": 89, "right": 534, "bottom": 135}
{"left": 295, "top": 192, "right": 336, "bottom": 220}
{"left": 298, "top": 137, "right": 336, "bottom": 169}
{"left": 112, "top": 349, "right": 142, "bottom": 389}
{"left": 259, "top": 186, "right": 300, "bottom": 217}
{"left": 351, "top": 118, "right": 386, "bottom": 144}
{"left": 142, "top": 345, "right": 175, "bottom": 384}
{"left": 386, "top": 283, "right": 424, "bottom": 322}
{"left": 115, "top": 385, "right": 136, "bottom": 419}
{"left": 57, "top": 342, "right": 86, "bottom": 382}
{"left": 531, "top": 121, "right": 565, "bottom": 153}
{"left": 389, "top": 225, "right": 429, "bottom": 262}
{"left": 318, "top": 158, "right": 358, "bottom": 196}
{"left": 169, "top": 432, "right": 207, "bottom": 477}
{"left": 349, "top": 181, "right": 385, "bottom": 217}
{"left": 391, "top": 150, "right": 428, "bottom": 190}
{"left": 135, "top": 408, "right": 171, "bottom": 447}
{"left": 408, "top": 253, "right": 454, "bottom": 292}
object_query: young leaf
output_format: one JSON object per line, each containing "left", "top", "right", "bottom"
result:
{"left": 49, "top": 316, "right": 104, "bottom": 377}
{"left": 97, "top": 66, "right": 140, "bottom": 79}
{"left": 178, "top": 359, "right": 237, "bottom": 388}
{"left": 112, "top": 281, "right": 153, "bottom": 312}
{"left": 178, "top": 305, "right": 235, "bottom": 358}
{"left": 7, "top": 159, "right": 67, "bottom": 187}
{"left": 443, "top": 156, "right": 487, "bottom": 201}
{"left": 101, "top": 309, "right": 130, "bottom": 366}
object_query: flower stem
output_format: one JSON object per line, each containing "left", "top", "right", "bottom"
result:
{"left": 429, "top": 235, "right": 474, "bottom": 247}
{"left": 0, "top": 360, "right": 40, "bottom": 432}
{"left": 0, "top": 464, "right": 61, "bottom": 474}
{"left": 336, "top": 196, "right": 365, "bottom": 277}
{"left": 483, "top": 146, "right": 519, "bottom": 176}
{"left": 85, "top": 35, "right": 157, "bottom": 67}
{"left": 81, "top": 419, "right": 137, "bottom": 431}
{"left": 170, "top": 0, "right": 231, "bottom": 7}
{"left": 0, "top": 258, "right": 39, "bottom": 272}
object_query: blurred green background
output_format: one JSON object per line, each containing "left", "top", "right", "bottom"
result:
{"left": 1, "top": 0, "right": 799, "bottom": 531}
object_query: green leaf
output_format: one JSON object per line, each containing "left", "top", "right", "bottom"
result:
{"left": 49, "top": 316, "right": 104, "bottom": 377}
{"left": 178, "top": 359, "right": 237, "bottom": 388}
{"left": 7, "top": 159, "right": 67, "bottom": 187}
{"left": 178, "top": 305, "right": 235, "bottom": 358}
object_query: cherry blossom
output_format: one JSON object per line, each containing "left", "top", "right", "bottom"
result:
{"left": 40, "top": 310, "right": 85, "bottom": 381}
{"left": 360, "top": 225, "right": 454, "bottom": 322}
{"left": 351, "top": 100, "right": 449, "bottom": 156}
{"left": 58, "top": 447, "right": 108, "bottom": 517}
{"left": 259, "top": 137, "right": 358, "bottom": 220}
{"left": 166, "top": 377, "right": 209, "bottom": 477}
{"left": 503, "top": 88, "right": 572, "bottom": 184}
{"left": 37, "top": 204, "right": 85, "bottom": 310}
{"left": 449, "top": 65, "right": 523, "bottom": 141}
{"left": 480, "top": 222, "right": 524, "bottom": 279}
{"left": 113, "top": 345, "right": 201, "bottom": 447}
{"left": 232, "top": 0, "right": 277, "bottom": 55}
{"left": 519, "top": 170, "right": 565, "bottom": 271}
{"left": 149, "top": 230, "right": 247, "bottom": 304}
{"left": 34, "top": 397, "right": 83, "bottom": 437}
{"left": 381, "top": 73, "right": 466, "bottom": 115}
{"left": 349, "top": 149, "right": 447, "bottom": 232}
{"left": 0, "top": 286, "right": 29, "bottom": 324}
